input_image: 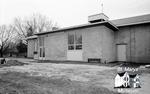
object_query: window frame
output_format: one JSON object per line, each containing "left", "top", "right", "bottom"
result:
{"left": 68, "top": 32, "right": 82, "bottom": 50}
{"left": 39, "top": 37, "right": 45, "bottom": 57}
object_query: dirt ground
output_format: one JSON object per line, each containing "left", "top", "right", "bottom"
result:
{"left": 0, "top": 58, "right": 150, "bottom": 94}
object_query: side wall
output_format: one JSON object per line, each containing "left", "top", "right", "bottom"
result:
{"left": 101, "top": 26, "right": 116, "bottom": 62}
{"left": 83, "top": 26, "right": 116, "bottom": 62}
{"left": 27, "top": 39, "right": 35, "bottom": 58}
{"left": 115, "top": 24, "right": 150, "bottom": 63}
{"left": 41, "top": 25, "right": 116, "bottom": 62}
{"left": 44, "top": 32, "right": 67, "bottom": 60}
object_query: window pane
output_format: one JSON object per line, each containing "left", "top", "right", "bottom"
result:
{"left": 42, "top": 37, "right": 44, "bottom": 46}
{"left": 75, "top": 33, "right": 82, "bottom": 44}
{"left": 39, "top": 37, "right": 42, "bottom": 46}
{"left": 76, "top": 45, "right": 82, "bottom": 50}
{"left": 68, "top": 45, "right": 74, "bottom": 50}
{"left": 40, "top": 48, "right": 42, "bottom": 57}
{"left": 39, "top": 37, "right": 44, "bottom": 46}
{"left": 43, "top": 47, "right": 45, "bottom": 57}
{"left": 68, "top": 33, "right": 74, "bottom": 44}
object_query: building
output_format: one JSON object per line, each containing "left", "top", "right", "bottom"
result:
{"left": 115, "top": 72, "right": 125, "bottom": 88}
{"left": 27, "top": 13, "right": 150, "bottom": 63}
{"left": 114, "top": 72, "right": 140, "bottom": 88}
{"left": 129, "top": 74, "right": 140, "bottom": 88}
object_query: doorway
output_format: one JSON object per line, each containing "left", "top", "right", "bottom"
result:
{"left": 67, "top": 32, "right": 83, "bottom": 61}
{"left": 117, "top": 44, "right": 126, "bottom": 61}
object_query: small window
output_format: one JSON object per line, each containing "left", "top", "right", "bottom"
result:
{"left": 39, "top": 37, "right": 44, "bottom": 46}
{"left": 40, "top": 48, "right": 42, "bottom": 57}
{"left": 43, "top": 47, "right": 45, "bottom": 57}
{"left": 68, "top": 33, "right": 74, "bottom": 44}
{"left": 75, "top": 33, "right": 82, "bottom": 44}
{"left": 76, "top": 45, "right": 82, "bottom": 50}
{"left": 68, "top": 45, "right": 74, "bottom": 50}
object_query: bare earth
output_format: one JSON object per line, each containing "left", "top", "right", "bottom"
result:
{"left": 0, "top": 58, "right": 150, "bottom": 94}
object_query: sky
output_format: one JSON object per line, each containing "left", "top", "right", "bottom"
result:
{"left": 0, "top": 0, "right": 150, "bottom": 28}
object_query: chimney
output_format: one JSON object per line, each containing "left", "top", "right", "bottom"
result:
{"left": 88, "top": 13, "right": 109, "bottom": 23}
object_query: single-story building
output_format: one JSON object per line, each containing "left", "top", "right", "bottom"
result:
{"left": 27, "top": 13, "right": 150, "bottom": 63}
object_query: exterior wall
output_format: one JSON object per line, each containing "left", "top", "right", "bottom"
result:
{"left": 28, "top": 23, "right": 150, "bottom": 63}
{"left": 39, "top": 25, "right": 116, "bottom": 62}
{"left": 83, "top": 26, "right": 116, "bottom": 62}
{"left": 27, "top": 39, "right": 36, "bottom": 58}
{"left": 44, "top": 32, "right": 67, "bottom": 60}
{"left": 101, "top": 26, "right": 116, "bottom": 62}
{"left": 115, "top": 23, "right": 150, "bottom": 63}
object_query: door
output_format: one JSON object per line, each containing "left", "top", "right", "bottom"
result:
{"left": 67, "top": 32, "right": 83, "bottom": 61}
{"left": 117, "top": 45, "right": 126, "bottom": 61}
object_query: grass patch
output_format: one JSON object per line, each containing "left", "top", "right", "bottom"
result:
{"left": 0, "top": 72, "right": 119, "bottom": 94}
{"left": 0, "top": 60, "right": 27, "bottom": 68}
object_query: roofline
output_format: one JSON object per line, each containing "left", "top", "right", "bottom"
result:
{"left": 26, "top": 35, "right": 38, "bottom": 40}
{"left": 88, "top": 13, "right": 109, "bottom": 19}
{"left": 116, "top": 20, "right": 150, "bottom": 27}
{"left": 35, "top": 21, "right": 118, "bottom": 35}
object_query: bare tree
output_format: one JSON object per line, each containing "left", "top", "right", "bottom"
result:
{"left": 0, "top": 25, "right": 15, "bottom": 57}
{"left": 14, "top": 13, "right": 58, "bottom": 43}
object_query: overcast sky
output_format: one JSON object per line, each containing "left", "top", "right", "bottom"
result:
{"left": 0, "top": 0, "right": 150, "bottom": 27}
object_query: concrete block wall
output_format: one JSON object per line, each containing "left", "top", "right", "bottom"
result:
{"left": 82, "top": 25, "right": 116, "bottom": 62}
{"left": 27, "top": 39, "right": 36, "bottom": 58}
{"left": 44, "top": 32, "right": 67, "bottom": 60}
{"left": 115, "top": 24, "right": 150, "bottom": 63}
{"left": 36, "top": 25, "right": 116, "bottom": 62}
{"left": 101, "top": 26, "right": 116, "bottom": 62}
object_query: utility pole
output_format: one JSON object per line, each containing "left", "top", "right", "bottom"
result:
{"left": 101, "top": 3, "right": 103, "bottom": 13}
{"left": 99, "top": 0, "right": 104, "bottom": 13}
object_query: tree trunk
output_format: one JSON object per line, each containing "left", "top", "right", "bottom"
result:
{"left": 0, "top": 49, "right": 3, "bottom": 57}
{"left": 0, "top": 52, "right": 3, "bottom": 57}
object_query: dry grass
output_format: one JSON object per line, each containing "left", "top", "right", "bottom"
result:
{"left": 0, "top": 71, "right": 119, "bottom": 94}
{"left": 0, "top": 60, "right": 27, "bottom": 68}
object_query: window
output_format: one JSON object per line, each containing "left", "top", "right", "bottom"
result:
{"left": 39, "top": 37, "right": 44, "bottom": 46}
{"left": 34, "top": 40, "right": 38, "bottom": 51}
{"left": 75, "top": 33, "right": 82, "bottom": 50}
{"left": 40, "top": 48, "right": 42, "bottom": 57}
{"left": 68, "top": 33, "right": 74, "bottom": 45}
{"left": 39, "top": 37, "right": 45, "bottom": 57}
{"left": 68, "top": 32, "right": 82, "bottom": 50}
{"left": 124, "top": 77, "right": 129, "bottom": 81}
{"left": 68, "top": 33, "right": 74, "bottom": 50}
{"left": 39, "top": 47, "right": 45, "bottom": 57}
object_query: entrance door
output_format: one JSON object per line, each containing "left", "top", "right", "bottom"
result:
{"left": 117, "top": 45, "right": 126, "bottom": 61}
{"left": 67, "top": 32, "right": 82, "bottom": 61}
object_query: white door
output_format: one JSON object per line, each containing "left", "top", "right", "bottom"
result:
{"left": 67, "top": 32, "right": 82, "bottom": 61}
{"left": 117, "top": 45, "right": 126, "bottom": 61}
{"left": 67, "top": 50, "right": 82, "bottom": 61}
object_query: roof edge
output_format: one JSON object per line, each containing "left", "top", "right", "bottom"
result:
{"left": 26, "top": 35, "right": 38, "bottom": 40}
{"left": 116, "top": 20, "right": 150, "bottom": 27}
{"left": 35, "top": 21, "right": 118, "bottom": 35}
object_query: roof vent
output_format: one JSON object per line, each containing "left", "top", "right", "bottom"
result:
{"left": 88, "top": 13, "right": 109, "bottom": 23}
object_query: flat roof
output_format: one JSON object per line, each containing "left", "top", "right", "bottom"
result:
{"left": 111, "top": 14, "right": 150, "bottom": 27}
{"left": 35, "top": 21, "right": 118, "bottom": 35}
